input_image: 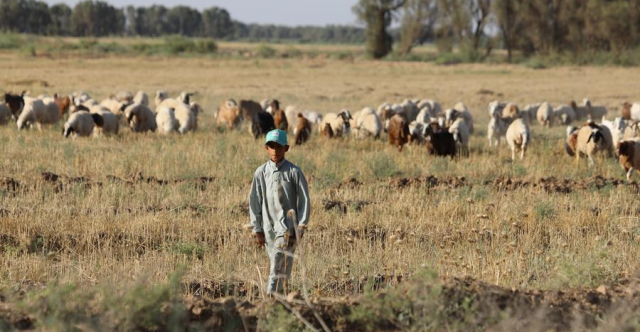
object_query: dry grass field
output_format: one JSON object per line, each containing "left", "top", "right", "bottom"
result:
{"left": 0, "top": 48, "right": 639, "bottom": 330}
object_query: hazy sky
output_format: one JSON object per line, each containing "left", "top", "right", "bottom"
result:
{"left": 42, "top": 0, "right": 362, "bottom": 27}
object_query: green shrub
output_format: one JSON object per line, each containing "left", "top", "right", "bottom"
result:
{"left": 0, "top": 33, "right": 23, "bottom": 49}
{"left": 257, "top": 44, "right": 277, "bottom": 58}
{"left": 435, "top": 52, "right": 463, "bottom": 65}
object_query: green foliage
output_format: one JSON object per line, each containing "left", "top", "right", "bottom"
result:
{"left": 257, "top": 44, "right": 277, "bottom": 58}
{"left": 18, "top": 271, "right": 188, "bottom": 331}
{"left": 170, "top": 241, "right": 206, "bottom": 260}
{"left": 535, "top": 201, "right": 556, "bottom": 222}
{"left": 435, "top": 52, "right": 463, "bottom": 65}
{"left": 367, "top": 154, "right": 401, "bottom": 179}
{"left": 548, "top": 249, "right": 620, "bottom": 289}
{"left": 164, "top": 35, "right": 217, "bottom": 55}
{"left": 0, "top": 33, "right": 22, "bottom": 49}
{"left": 261, "top": 304, "right": 307, "bottom": 332}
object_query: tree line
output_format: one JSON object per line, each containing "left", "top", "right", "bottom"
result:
{"left": 0, "top": 0, "right": 366, "bottom": 43}
{"left": 355, "top": 0, "right": 640, "bottom": 60}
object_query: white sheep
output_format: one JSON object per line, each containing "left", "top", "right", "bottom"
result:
{"left": 154, "top": 90, "right": 168, "bottom": 108}
{"left": 600, "top": 116, "right": 626, "bottom": 147}
{"left": 155, "top": 106, "right": 178, "bottom": 134}
{"left": 400, "top": 99, "right": 419, "bottom": 122}
{"left": 536, "top": 102, "right": 554, "bottom": 127}
{"left": 17, "top": 97, "right": 60, "bottom": 130}
{"left": 506, "top": 118, "right": 531, "bottom": 161}
{"left": 124, "top": 103, "right": 157, "bottom": 133}
{"left": 90, "top": 107, "right": 119, "bottom": 136}
{"left": 583, "top": 99, "right": 607, "bottom": 120}
{"left": 553, "top": 105, "right": 576, "bottom": 125}
{"left": 408, "top": 121, "right": 425, "bottom": 143}
{"left": 575, "top": 122, "right": 614, "bottom": 167}
{"left": 115, "top": 91, "right": 134, "bottom": 104}
{"left": 415, "top": 107, "right": 431, "bottom": 124}
{"left": 623, "top": 122, "right": 639, "bottom": 140}
{"left": 159, "top": 98, "right": 197, "bottom": 134}
{"left": 100, "top": 97, "right": 128, "bottom": 115}
{"left": 133, "top": 91, "right": 149, "bottom": 106}
{"left": 302, "top": 111, "right": 322, "bottom": 125}
{"left": 488, "top": 100, "right": 506, "bottom": 117}
{"left": 284, "top": 105, "right": 299, "bottom": 131}
{"left": 447, "top": 103, "right": 474, "bottom": 134}
{"left": 353, "top": 107, "right": 382, "bottom": 139}
{"left": 449, "top": 118, "right": 470, "bottom": 156}
{"left": 63, "top": 111, "right": 96, "bottom": 138}
{"left": 420, "top": 99, "right": 442, "bottom": 117}
{"left": 320, "top": 109, "right": 352, "bottom": 138}
{"left": 487, "top": 112, "right": 507, "bottom": 148}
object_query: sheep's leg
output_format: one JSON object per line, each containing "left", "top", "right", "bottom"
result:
{"left": 627, "top": 168, "right": 634, "bottom": 182}
{"left": 588, "top": 155, "right": 595, "bottom": 168}
{"left": 511, "top": 148, "right": 516, "bottom": 161}
{"left": 488, "top": 137, "right": 493, "bottom": 148}
{"left": 520, "top": 147, "right": 525, "bottom": 160}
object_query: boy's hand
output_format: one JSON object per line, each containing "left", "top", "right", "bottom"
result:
{"left": 253, "top": 232, "right": 266, "bottom": 247}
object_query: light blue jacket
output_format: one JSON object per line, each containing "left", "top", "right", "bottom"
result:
{"left": 249, "top": 159, "right": 310, "bottom": 237}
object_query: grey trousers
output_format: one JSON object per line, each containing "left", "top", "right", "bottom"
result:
{"left": 265, "top": 232, "right": 296, "bottom": 294}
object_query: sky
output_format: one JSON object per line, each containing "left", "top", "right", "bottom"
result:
{"left": 41, "top": 0, "right": 362, "bottom": 27}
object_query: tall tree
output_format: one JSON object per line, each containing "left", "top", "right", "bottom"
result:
{"left": 49, "top": 3, "right": 72, "bottom": 35}
{"left": 353, "top": 0, "right": 406, "bottom": 59}
{"left": 398, "top": 0, "right": 438, "bottom": 55}
{"left": 71, "top": 0, "right": 123, "bottom": 37}
{"left": 202, "top": 7, "right": 232, "bottom": 39}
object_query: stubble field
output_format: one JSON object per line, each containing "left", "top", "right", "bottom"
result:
{"left": 0, "top": 48, "right": 638, "bottom": 330}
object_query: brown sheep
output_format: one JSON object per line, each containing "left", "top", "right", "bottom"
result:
{"left": 53, "top": 93, "right": 71, "bottom": 118}
{"left": 294, "top": 113, "right": 311, "bottom": 145}
{"left": 617, "top": 139, "right": 640, "bottom": 181}
{"left": 565, "top": 126, "right": 579, "bottom": 156}
{"left": 216, "top": 99, "right": 241, "bottom": 130}
{"left": 387, "top": 114, "right": 409, "bottom": 152}
{"left": 238, "top": 100, "right": 263, "bottom": 122}
{"left": 270, "top": 100, "right": 288, "bottom": 131}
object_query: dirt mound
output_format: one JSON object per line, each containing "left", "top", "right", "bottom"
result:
{"left": 488, "top": 176, "right": 638, "bottom": 194}
{"left": 335, "top": 177, "right": 363, "bottom": 190}
{"left": 323, "top": 199, "right": 372, "bottom": 213}
{"left": 0, "top": 275, "right": 637, "bottom": 331}
{"left": 388, "top": 175, "right": 468, "bottom": 189}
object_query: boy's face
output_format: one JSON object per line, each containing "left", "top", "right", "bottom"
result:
{"left": 265, "top": 142, "right": 289, "bottom": 163}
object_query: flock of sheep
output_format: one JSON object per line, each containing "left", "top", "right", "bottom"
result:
{"left": 215, "top": 96, "right": 640, "bottom": 180}
{"left": 1, "top": 90, "right": 202, "bottom": 137}
{"left": 2, "top": 89, "right": 640, "bottom": 180}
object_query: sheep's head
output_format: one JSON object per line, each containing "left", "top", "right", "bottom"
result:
{"left": 616, "top": 140, "right": 631, "bottom": 156}
{"left": 587, "top": 128, "right": 604, "bottom": 145}
{"left": 63, "top": 124, "right": 74, "bottom": 138}
{"left": 4, "top": 92, "right": 25, "bottom": 117}
{"left": 583, "top": 99, "right": 592, "bottom": 107}
{"left": 566, "top": 126, "right": 578, "bottom": 138}
{"left": 268, "top": 100, "right": 280, "bottom": 114}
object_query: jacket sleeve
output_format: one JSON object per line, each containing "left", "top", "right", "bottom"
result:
{"left": 296, "top": 169, "right": 311, "bottom": 227}
{"left": 249, "top": 172, "right": 263, "bottom": 233}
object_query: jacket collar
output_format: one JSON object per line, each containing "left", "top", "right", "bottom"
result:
{"left": 267, "top": 158, "right": 287, "bottom": 171}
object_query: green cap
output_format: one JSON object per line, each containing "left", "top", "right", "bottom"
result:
{"left": 265, "top": 129, "right": 288, "bottom": 146}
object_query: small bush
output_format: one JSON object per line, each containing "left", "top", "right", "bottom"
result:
{"left": 435, "top": 52, "right": 463, "bottom": 65}
{"left": 257, "top": 44, "right": 277, "bottom": 58}
{"left": 522, "top": 57, "right": 548, "bottom": 69}
{"left": 0, "top": 33, "right": 23, "bottom": 49}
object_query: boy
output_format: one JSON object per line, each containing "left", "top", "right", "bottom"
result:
{"left": 249, "top": 129, "right": 310, "bottom": 295}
